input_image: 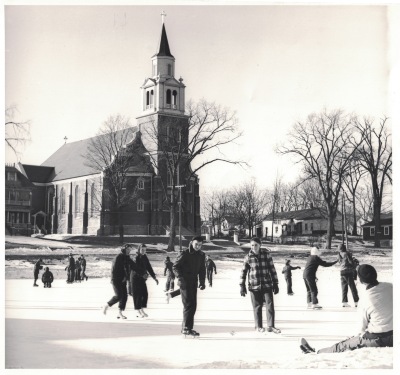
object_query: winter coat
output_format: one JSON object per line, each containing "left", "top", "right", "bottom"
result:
{"left": 303, "top": 255, "right": 337, "bottom": 280}
{"left": 136, "top": 254, "right": 156, "bottom": 280}
{"left": 128, "top": 258, "right": 146, "bottom": 282}
{"left": 337, "top": 251, "right": 358, "bottom": 275}
{"left": 164, "top": 260, "right": 175, "bottom": 278}
{"left": 205, "top": 259, "right": 217, "bottom": 273}
{"left": 173, "top": 244, "right": 206, "bottom": 286}
{"left": 80, "top": 257, "right": 86, "bottom": 269}
{"left": 68, "top": 256, "right": 75, "bottom": 270}
{"left": 42, "top": 270, "right": 54, "bottom": 283}
{"left": 282, "top": 264, "right": 300, "bottom": 278}
{"left": 240, "top": 248, "right": 278, "bottom": 291}
{"left": 34, "top": 260, "right": 43, "bottom": 275}
{"left": 111, "top": 252, "right": 129, "bottom": 283}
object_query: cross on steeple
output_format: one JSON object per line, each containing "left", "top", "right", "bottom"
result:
{"left": 64, "top": 136, "right": 68, "bottom": 144}
{"left": 161, "top": 10, "right": 166, "bottom": 24}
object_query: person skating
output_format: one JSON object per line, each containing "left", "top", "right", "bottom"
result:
{"left": 205, "top": 255, "right": 217, "bottom": 287}
{"left": 33, "top": 258, "right": 43, "bottom": 286}
{"left": 164, "top": 256, "right": 175, "bottom": 292}
{"left": 336, "top": 243, "right": 359, "bottom": 307}
{"left": 41, "top": 267, "right": 54, "bottom": 288}
{"left": 80, "top": 254, "right": 88, "bottom": 281}
{"left": 102, "top": 244, "right": 132, "bottom": 319}
{"left": 239, "top": 237, "right": 281, "bottom": 334}
{"left": 132, "top": 244, "right": 159, "bottom": 318}
{"left": 281, "top": 259, "right": 301, "bottom": 295}
{"left": 300, "top": 264, "right": 392, "bottom": 354}
{"left": 173, "top": 235, "right": 206, "bottom": 337}
{"left": 75, "top": 256, "right": 82, "bottom": 282}
{"left": 65, "top": 253, "right": 76, "bottom": 283}
{"left": 303, "top": 246, "right": 337, "bottom": 309}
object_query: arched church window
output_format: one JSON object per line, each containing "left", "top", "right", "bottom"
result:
{"left": 168, "top": 64, "right": 172, "bottom": 76}
{"left": 166, "top": 89, "right": 171, "bottom": 106}
{"left": 172, "top": 90, "right": 178, "bottom": 108}
{"left": 138, "top": 178, "right": 144, "bottom": 190}
{"left": 146, "top": 91, "right": 150, "bottom": 107}
{"left": 60, "top": 188, "right": 65, "bottom": 214}
{"left": 137, "top": 199, "right": 144, "bottom": 212}
{"left": 75, "top": 185, "right": 80, "bottom": 214}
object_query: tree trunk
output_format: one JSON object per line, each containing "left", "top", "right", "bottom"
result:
{"left": 373, "top": 201, "right": 381, "bottom": 248}
{"left": 118, "top": 209, "right": 124, "bottom": 244}
{"left": 351, "top": 197, "right": 358, "bottom": 236}
{"left": 325, "top": 208, "right": 335, "bottom": 249}
{"left": 167, "top": 199, "right": 177, "bottom": 252}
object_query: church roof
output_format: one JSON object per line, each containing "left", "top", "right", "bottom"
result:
{"left": 40, "top": 127, "right": 138, "bottom": 182}
{"left": 153, "top": 23, "right": 174, "bottom": 58}
{"left": 20, "top": 164, "right": 55, "bottom": 183}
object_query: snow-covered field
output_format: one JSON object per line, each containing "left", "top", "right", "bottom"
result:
{"left": 4, "top": 240, "right": 396, "bottom": 370}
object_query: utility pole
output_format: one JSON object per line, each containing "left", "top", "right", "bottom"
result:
{"left": 176, "top": 185, "right": 186, "bottom": 251}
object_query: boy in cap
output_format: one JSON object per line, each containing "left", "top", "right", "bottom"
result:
{"left": 282, "top": 259, "right": 301, "bottom": 295}
{"left": 33, "top": 258, "right": 43, "bottom": 287}
{"left": 173, "top": 235, "right": 206, "bottom": 337}
{"left": 240, "top": 237, "right": 281, "bottom": 334}
{"left": 300, "top": 264, "right": 393, "bottom": 354}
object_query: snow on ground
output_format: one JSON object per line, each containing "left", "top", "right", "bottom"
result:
{"left": 4, "top": 247, "right": 395, "bottom": 370}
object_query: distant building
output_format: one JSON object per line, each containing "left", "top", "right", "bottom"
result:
{"left": 361, "top": 212, "right": 393, "bottom": 241}
{"left": 12, "top": 21, "right": 200, "bottom": 236}
{"left": 255, "top": 206, "right": 343, "bottom": 239}
{"left": 5, "top": 164, "right": 34, "bottom": 235}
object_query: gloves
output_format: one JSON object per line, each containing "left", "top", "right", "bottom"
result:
{"left": 177, "top": 278, "right": 186, "bottom": 290}
{"left": 273, "top": 284, "right": 279, "bottom": 295}
{"left": 199, "top": 283, "right": 205, "bottom": 290}
{"left": 240, "top": 285, "right": 247, "bottom": 297}
{"left": 154, "top": 278, "right": 159, "bottom": 285}
{"left": 215, "top": 272, "right": 217, "bottom": 274}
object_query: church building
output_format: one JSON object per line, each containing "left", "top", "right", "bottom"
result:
{"left": 16, "top": 19, "right": 201, "bottom": 236}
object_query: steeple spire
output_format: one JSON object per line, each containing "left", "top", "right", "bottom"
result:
{"left": 155, "top": 21, "right": 173, "bottom": 58}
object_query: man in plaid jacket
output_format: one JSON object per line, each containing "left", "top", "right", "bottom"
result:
{"left": 240, "top": 237, "right": 281, "bottom": 334}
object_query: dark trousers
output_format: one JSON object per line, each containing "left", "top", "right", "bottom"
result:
{"left": 107, "top": 281, "right": 128, "bottom": 311}
{"left": 132, "top": 277, "right": 148, "bottom": 309}
{"left": 43, "top": 281, "right": 52, "bottom": 288}
{"left": 165, "top": 275, "right": 175, "bottom": 291}
{"left": 67, "top": 268, "right": 75, "bottom": 282}
{"left": 34, "top": 272, "right": 39, "bottom": 285}
{"left": 206, "top": 269, "right": 214, "bottom": 286}
{"left": 285, "top": 276, "right": 293, "bottom": 294}
{"left": 180, "top": 280, "right": 198, "bottom": 330}
{"left": 75, "top": 269, "right": 81, "bottom": 281}
{"left": 340, "top": 273, "right": 359, "bottom": 303}
{"left": 82, "top": 266, "right": 87, "bottom": 279}
{"left": 318, "top": 331, "right": 393, "bottom": 353}
{"left": 250, "top": 289, "right": 275, "bottom": 329}
{"left": 304, "top": 278, "right": 318, "bottom": 304}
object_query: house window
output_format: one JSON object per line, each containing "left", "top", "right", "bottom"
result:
{"left": 60, "top": 188, "right": 66, "bottom": 214}
{"left": 265, "top": 227, "right": 268, "bottom": 236}
{"left": 275, "top": 226, "right": 278, "bottom": 233}
{"left": 137, "top": 199, "right": 144, "bottom": 212}
{"left": 138, "top": 178, "right": 144, "bottom": 190}
{"left": 75, "top": 186, "right": 80, "bottom": 214}
{"left": 7, "top": 171, "right": 17, "bottom": 181}
{"left": 370, "top": 227, "right": 375, "bottom": 236}
{"left": 311, "top": 223, "right": 314, "bottom": 231}
{"left": 305, "top": 223, "right": 308, "bottom": 231}
{"left": 384, "top": 226, "right": 389, "bottom": 235}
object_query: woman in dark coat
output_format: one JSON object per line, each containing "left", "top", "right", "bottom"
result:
{"left": 131, "top": 244, "right": 159, "bottom": 318}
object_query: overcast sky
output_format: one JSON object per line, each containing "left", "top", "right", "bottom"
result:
{"left": 4, "top": 3, "right": 398, "bottom": 194}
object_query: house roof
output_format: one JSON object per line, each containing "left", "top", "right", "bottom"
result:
{"left": 262, "top": 207, "right": 326, "bottom": 222}
{"left": 6, "top": 165, "right": 35, "bottom": 188}
{"left": 20, "top": 164, "right": 55, "bottom": 183}
{"left": 152, "top": 23, "right": 174, "bottom": 58}
{"left": 40, "top": 127, "right": 138, "bottom": 182}
{"left": 361, "top": 212, "right": 393, "bottom": 227}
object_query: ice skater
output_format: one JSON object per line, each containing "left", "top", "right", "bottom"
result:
{"left": 281, "top": 259, "right": 301, "bottom": 295}
{"left": 164, "top": 256, "right": 175, "bottom": 292}
{"left": 33, "top": 258, "right": 43, "bottom": 287}
{"left": 65, "top": 253, "right": 75, "bottom": 283}
{"left": 41, "top": 267, "right": 54, "bottom": 288}
{"left": 173, "top": 235, "right": 206, "bottom": 337}
{"left": 337, "top": 244, "right": 359, "bottom": 307}
{"left": 80, "top": 254, "right": 88, "bottom": 281}
{"left": 303, "top": 246, "right": 338, "bottom": 309}
{"left": 133, "top": 244, "right": 159, "bottom": 317}
{"left": 205, "top": 255, "right": 217, "bottom": 287}
{"left": 102, "top": 244, "right": 132, "bottom": 319}
{"left": 239, "top": 237, "right": 281, "bottom": 334}
{"left": 300, "top": 264, "right": 392, "bottom": 354}
{"left": 74, "top": 256, "right": 82, "bottom": 282}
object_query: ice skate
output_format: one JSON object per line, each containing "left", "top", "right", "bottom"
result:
{"left": 267, "top": 326, "right": 281, "bottom": 334}
{"left": 140, "top": 309, "right": 148, "bottom": 317}
{"left": 342, "top": 303, "right": 351, "bottom": 308}
{"left": 182, "top": 328, "right": 200, "bottom": 338}
{"left": 300, "top": 338, "right": 315, "bottom": 354}
{"left": 102, "top": 304, "right": 109, "bottom": 315}
{"left": 255, "top": 327, "right": 266, "bottom": 334}
{"left": 355, "top": 302, "right": 358, "bottom": 307}
{"left": 166, "top": 292, "right": 171, "bottom": 304}
{"left": 307, "top": 303, "right": 313, "bottom": 309}
{"left": 135, "top": 309, "right": 144, "bottom": 318}
{"left": 312, "top": 304, "right": 322, "bottom": 309}
{"left": 117, "top": 310, "right": 127, "bottom": 319}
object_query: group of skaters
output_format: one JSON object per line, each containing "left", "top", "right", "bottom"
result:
{"left": 65, "top": 253, "right": 89, "bottom": 283}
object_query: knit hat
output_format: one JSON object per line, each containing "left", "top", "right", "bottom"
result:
{"left": 357, "top": 264, "right": 377, "bottom": 284}
{"left": 251, "top": 237, "right": 261, "bottom": 245}
{"left": 191, "top": 235, "right": 204, "bottom": 242}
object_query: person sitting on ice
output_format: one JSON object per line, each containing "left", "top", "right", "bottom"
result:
{"left": 41, "top": 267, "right": 54, "bottom": 288}
{"left": 303, "top": 246, "right": 337, "bottom": 309}
{"left": 300, "top": 264, "right": 393, "bottom": 354}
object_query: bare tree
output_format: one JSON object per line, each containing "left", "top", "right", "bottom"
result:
{"left": 354, "top": 117, "right": 392, "bottom": 247}
{"left": 84, "top": 114, "right": 149, "bottom": 242}
{"left": 5, "top": 105, "right": 31, "bottom": 158}
{"left": 142, "top": 99, "right": 245, "bottom": 251}
{"left": 277, "top": 109, "right": 363, "bottom": 249}
{"left": 202, "top": 190, "right": 231, "bottom": 237}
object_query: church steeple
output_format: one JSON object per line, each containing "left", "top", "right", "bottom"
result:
{"left": 154, "top": 23, "right": 174, "bottom": 58}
